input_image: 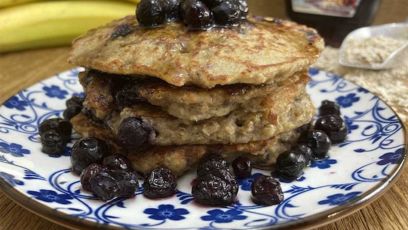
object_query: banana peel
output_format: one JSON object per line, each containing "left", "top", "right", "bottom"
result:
{"left": 0, "top": 1, "right": 137, "bottom": 53}
{"left": 0, "top": 0, "right": 39, "bottom": 8}
{"left": 0, "top": 0, "right": 140, "bottom": 8}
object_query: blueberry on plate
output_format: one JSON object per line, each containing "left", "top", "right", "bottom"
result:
{"left": 192, "top": 173, "right": 238, "bottom": 206}
{"left": 40, "top": 130, "right": 66, "bottom": 155}
{"left": 39, "top": 118, "right": 72, "bottom": 142}
{"left": 251, "top": 175, "right": 284, "bottom": 206}
{"left": 143, "top": 167, "right": 177, "bottom": 199}
{"left": 103, "top": 154, "right": 134, "bottom": 171}
{"left": 293, "top": 144, "right": 313, "bottom": 165}
{"left": 180, "top": 0, "right": 214, "bottom": 30}
{"left": 232, "top": 156, "right": 252, "bottom": 179}
{"left": 319, "top": 100, "right": 341, "bottom": 116}
{"left": 136, "top": 0, "right": 167, "bottom": 28}
{"left": 89, "top": 170, "right": 120, "bottom": 201}
{"left": 307, "top": 130, "right": 331, "bottom": 159}
{"left": 296, "top": 123, "right": 311, "bottom": 144}
{"left": 63, "top": 96, "right": 83, "bottom": 121}
{"left": 275, "top": 149, "right": 308, "bottom": 180}
{"left": 205, "top": 167, "right": 238, "bottom": 194}
{"left": 117, "top": 117, "right": 154, "bottom": 151}
{"left": 212, "top": 0, "right": 241, "bottom": 26}
{"left": 110, "top": 170, "right": 139, "bottom": 198}
{"left": 196, "top": 153, "right": 228, "bottom": 177}
{"left": 71, "top": 137, "right": 110, "bottom": 175}
{"left": 80, "top": 163, "right": 106, "bottom": 192}
{"left": 315, "top": 115, "right": 348, "bottom": 143}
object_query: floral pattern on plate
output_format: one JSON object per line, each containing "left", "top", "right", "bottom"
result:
{"left": 0, "top": 68, "right": 405, "bottom": 229}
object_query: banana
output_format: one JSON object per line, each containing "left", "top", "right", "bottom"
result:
{"left": 126, "top": 0, "right": 140, "bottom": 3}
{"left": 0, "top": 1, "right": 136, "bottom": 53}
{"left": 0, "top": 0, "right": 140, "bottom": 8}
{"left": 0, "top": 0, "right": 40, "bottom": 8}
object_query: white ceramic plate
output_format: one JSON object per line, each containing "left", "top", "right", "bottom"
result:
{"left": 0, "top": 68, "right": 406, "bottom": 229}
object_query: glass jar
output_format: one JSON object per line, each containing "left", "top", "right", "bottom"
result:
{"left": 285, "top": 0, "right": 381, "bottom": 47}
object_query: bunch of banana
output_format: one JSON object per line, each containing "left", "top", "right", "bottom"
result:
{"left": 0, "top": 0, "right": 140, "bottom": 53}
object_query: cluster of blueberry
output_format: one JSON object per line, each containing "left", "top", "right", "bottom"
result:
{"left": 275, "top": 100, "right": 348, "bottom": 180}
{"left": 71, "top": 136, "right": 178, "bottom": 201}
{"left": 136, "top": 0, "right": 248, "bottom": 30}
{"left": 193, "top": 153, "right": 238, "bottom": 205}
{"left": 193, "top": 154, "right": 284, "bottom": 206}
{"left": 38, "top": 97, "right": 346, "bottom": 206}
{"left": 39, "top": 96, "right": 83, "bottom": 155}
{"left": 39, "top": 118, "right": 72, "bottom": 155}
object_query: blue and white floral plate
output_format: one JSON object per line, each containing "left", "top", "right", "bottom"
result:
{"left": 0, "top": 68, "right": 406, "bottom": 230}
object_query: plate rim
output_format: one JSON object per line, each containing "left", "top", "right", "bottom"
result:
{"left": 0, "top": 70, "right": 406, "bottom": 230}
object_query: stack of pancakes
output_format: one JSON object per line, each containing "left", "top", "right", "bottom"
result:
{"left": 68, "top": 15, "right": 324, "bottom": 176}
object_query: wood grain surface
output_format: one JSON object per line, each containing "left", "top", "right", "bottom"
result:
{"left": 0, "top": 0, "right": 407, "bottom": 229}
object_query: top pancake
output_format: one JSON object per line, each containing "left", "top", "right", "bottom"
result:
{"left": 69, "top": 15, "right": 324, "bottom": 88}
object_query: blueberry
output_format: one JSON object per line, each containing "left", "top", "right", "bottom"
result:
{"left": 232, "top": 156, "right": 252, "bottom": 179}
{"left": 296, "top": 123, "right": 311, "bottom": 144}
{"left": 89, "top": 170, "right": 120, "bottom": 201}
{"left": 71, "top": 137, "right": 110, "bottom": 175}
{"left": 212, "top": 0, "right": 241, "bottom": 26}
{"left": 82, "top": 164, "right": 138, "bottom": 199}
{"left": 63, "top": 107, "right": 81, "bottom": 121}
{"left": 276, "top": 149, "right": 308, "bottom": 180}
{"left": 63, "top": 96, "right": 83, "bottom": 121}
{"left": 192, "top": 173, "right": 238, "bottom": 206}
{"left": 103, "top": 154, "right": 134, "bottom": 171}
{"left": 110, "top": 170, "right": 139, "bottom": 198}
{"left": 80, "top": 163, "right": 106, "bottom": 192}
{"left": 315, "top": 115, "right": 348, "bottom": 143}
{"left": 319, "top": 100, "right": 341, "bottom": 116}
{"left": 143, "top": 167, "right": 177, "bottom": 199}
{"left": 217, "top": 168, "right": 239, "bottom": 194}
{"left": 39, "top": 118, "right": 72, "bottom": 142}
{"left": 40, "top": 130, "right": 66, "bottom": 155}
{"left": 117, "top": 117, "right": 154, "bottom": 150}
{"left": 181, "top": 0, "right": 214, "bottom": 30}
{"left": 307, "top": 130, "right": 331, "bottom": 159}
{"left": 237, "top": 0, "right": 248, "bottom": 20}
{"left": 66, "top": 95, "right": 84, "bottom": 109}
{"left": 136, "top": 0, "right": 167, "bottom": 28}
{"left": 111, "top": 24, "right": 134, "bottom": 39}
{"left": 114, "top": 85, "right": 146, "bottom": 109}
{"left": 162, "top": 0, "right": 180, "bottom": 21}
{"left": 201, "top": 0, "right": 223, "bottom": 8}
{"left": 251, "top": 175, "right": 284, "bottom": 206}
{"left": 196, "top": 153, "right": 228, "bottom": 177}
{"left": 293, "top": 144, "right": 313, "bottom": 165}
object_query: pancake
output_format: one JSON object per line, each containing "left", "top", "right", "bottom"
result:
{"left": 69, "top": 15, "right": 324, "bottom": 88}
{"left": 106, "top": 91, "right": 314, "bottom": 145}
{"left": 71, "top": 113, "right": 300, "bottom": 176}
{"left": 80, "top": 70, "right": 309, "bottom": 121}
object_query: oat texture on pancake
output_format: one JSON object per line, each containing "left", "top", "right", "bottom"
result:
{"left": 69, "top": 15, "right": 324, "bottom": 88}
{"left": 36, "top": 0, "right": 330, "bottom": 205}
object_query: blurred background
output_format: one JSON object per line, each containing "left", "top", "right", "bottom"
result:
{"left": 0, "top": 0, "right": 407, "bottom": 54}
